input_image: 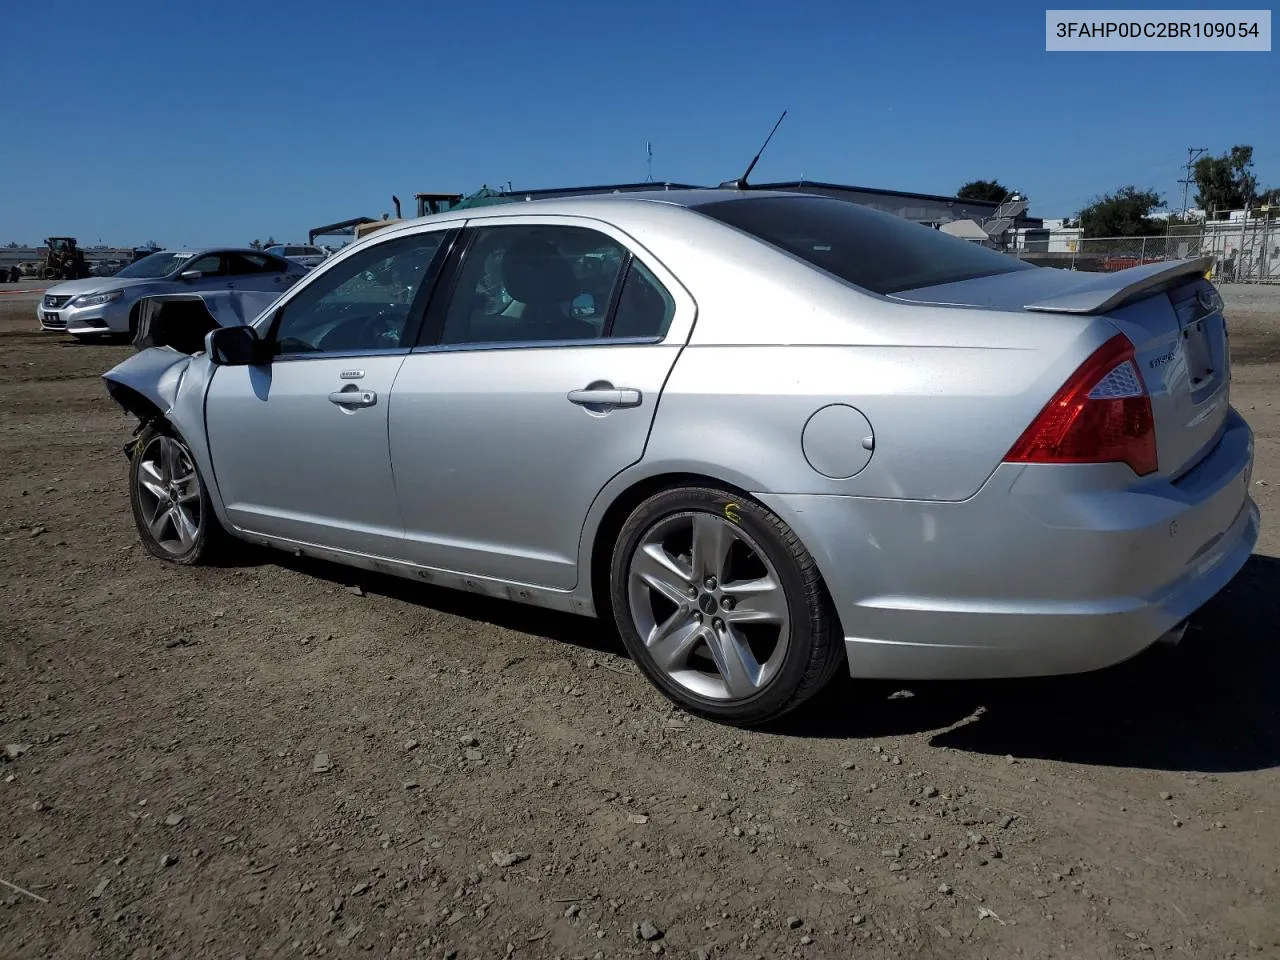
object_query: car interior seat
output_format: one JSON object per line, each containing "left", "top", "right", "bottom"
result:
{"left": 499, "top": 239, "right": 598, "bottom": 342}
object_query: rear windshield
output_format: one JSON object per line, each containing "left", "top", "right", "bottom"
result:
{"left": 694, "top": 195, "right": 1033, "bottom": 295}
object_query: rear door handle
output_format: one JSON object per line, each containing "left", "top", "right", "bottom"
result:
{"left": 567, "top": 387, "right": 642, "bottom": 408}
{"left": 328, "top": 389, "right": 377, "bottom": 408}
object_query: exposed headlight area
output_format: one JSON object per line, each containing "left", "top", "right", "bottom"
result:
{"left": 71, "top": 290, "right": 125, "bottom": 308}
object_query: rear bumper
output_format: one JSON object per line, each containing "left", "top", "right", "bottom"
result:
{"left": 758, "top": 408, "right": 1258, "bottom": 680}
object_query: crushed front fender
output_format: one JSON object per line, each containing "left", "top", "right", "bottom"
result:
{"left": 102, "top": 346, "right": 193, "bottom": 423}
{"left": 101, "top": 347, "right": 230, "bottom": 528}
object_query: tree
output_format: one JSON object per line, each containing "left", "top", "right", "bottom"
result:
{"left": 249, "top": 239, "right": 263, "bottom": 250}
{"left": 5, "top": 241, "right": 18, "bottom": 248}
{"left": 1193, "top": 145, "right": 1259, "bottom": 214}
{"left": 1078, "top": 186, "right": 1166, "bottom": 237}
{"left": 957, "top": 180, "right": 1012, "bottom": 203}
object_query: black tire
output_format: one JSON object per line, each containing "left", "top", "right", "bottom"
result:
{"left": 609, "top": 485, "right": 844, "bottom": 726}
{"left": 128, "top": 423, "right": 225, "bottom": 565}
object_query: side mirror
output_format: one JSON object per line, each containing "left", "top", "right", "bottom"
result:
{"left": 179, "top": 269, "right": 203, "bottom": 282}
{"left": 206, "top": 324, "right": 266, "bottom": 366}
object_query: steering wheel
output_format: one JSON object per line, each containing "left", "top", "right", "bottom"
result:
{"left": 316, "top": 311, "right": 400, "bottom": 352}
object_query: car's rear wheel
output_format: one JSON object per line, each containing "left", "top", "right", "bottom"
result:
{"left": 610, "top": 485, "right": 843, "bottom": 726}
{"left": 128, "top": 424, "right": 222, "bottom": 565}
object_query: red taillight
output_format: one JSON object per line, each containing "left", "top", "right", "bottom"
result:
{"left": 1004, "top": 334, "right": 1158, "bottom": 476}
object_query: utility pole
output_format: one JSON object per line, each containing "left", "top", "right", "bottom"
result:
{"left": 1178, "top": 147, "right": 1207, "bottom": 219}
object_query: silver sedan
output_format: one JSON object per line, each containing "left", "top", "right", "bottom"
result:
{"left": 39, "top": 248, "right": 306, "bottom": 339}
{"left": 102, "top": 190, "right": 1259, "bottom": 726}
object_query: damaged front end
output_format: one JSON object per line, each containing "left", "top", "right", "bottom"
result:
{"left": 104, "top": 288, "right": 276, "bottom": 457}
{"left": 102, "top": 289, "right": 267, "bottom": 535}
{"left": 131, "top": 288, "right": 279, "bottom": 353}
{"left": 103, "top": 346, "right": 197, "bottom": 458}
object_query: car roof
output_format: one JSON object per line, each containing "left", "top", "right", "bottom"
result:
{"left": 151, "top": 247, "right": 282, "bottom": 257}
{"left": 394, "top": 188, "right": 801, "bottom": 229}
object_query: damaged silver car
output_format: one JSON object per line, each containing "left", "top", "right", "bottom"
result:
{"left": 102, "top": 191, "right": 1257, "bottom": 726}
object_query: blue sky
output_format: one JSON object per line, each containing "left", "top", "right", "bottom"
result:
{"left": 2, "top": 1, "right": 1275, "bottom": 247}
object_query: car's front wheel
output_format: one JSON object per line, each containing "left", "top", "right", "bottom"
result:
{"left": 610, "top": 485, "right": 844, "bottom": 726}
{"left": 128, "top": 425, "right": 222, "bottom": 565}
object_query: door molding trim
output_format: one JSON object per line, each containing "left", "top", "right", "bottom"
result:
{"left": 231, "top": 529, "right": 597, "bottom": 618}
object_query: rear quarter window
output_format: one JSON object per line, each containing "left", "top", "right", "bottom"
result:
{"left": 694, "top": 195, "right": 1034, "bottom": 296}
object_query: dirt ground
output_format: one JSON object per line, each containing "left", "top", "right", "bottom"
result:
{"left": 1, "top": 281, "right": 1278, "bottom": 960}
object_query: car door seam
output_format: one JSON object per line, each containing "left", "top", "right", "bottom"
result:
{"left": 384, "top": 353, "right": 414, "bottom": 535}
{"left": 571, "top": 303, "right": 699, "bottom": 591}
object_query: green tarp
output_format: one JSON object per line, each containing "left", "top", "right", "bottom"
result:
{"left": 450, "top": 187, "right": 522, "bottom": 211}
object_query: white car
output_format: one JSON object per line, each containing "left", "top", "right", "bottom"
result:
{"left": 38, "top": 248, "right": 307, "bottom": 340}
{"left": 265, "top": 244, "right": 329, "bottom": 270}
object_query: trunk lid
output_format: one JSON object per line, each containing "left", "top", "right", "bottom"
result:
{"left": 1100, "top": 275, "right": 1229, "bottom": 480}
{"left": 891, "top": 258, "right": 1227, "bottom": 480}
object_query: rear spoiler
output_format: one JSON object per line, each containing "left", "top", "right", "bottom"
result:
{"left": 1024, "top": 256, "right": 1214, "bottom": 315}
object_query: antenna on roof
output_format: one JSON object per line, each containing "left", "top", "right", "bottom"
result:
{"left": 646, "top": 141, "right": 653, "bottom": 182}
{"left": 720, "top": 110, "right": 788, "bottom": 190}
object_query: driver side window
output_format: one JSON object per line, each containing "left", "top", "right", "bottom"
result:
{"left": 272, "top": 231, "right": 447, "bottom": 356}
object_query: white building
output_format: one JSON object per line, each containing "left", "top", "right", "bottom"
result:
{"left": 1010, "top": 219, "right": 1084, "bottom": 253}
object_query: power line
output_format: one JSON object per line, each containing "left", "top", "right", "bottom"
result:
{"left": 1177, "top": 146, "right": 1208, "bottom": 217}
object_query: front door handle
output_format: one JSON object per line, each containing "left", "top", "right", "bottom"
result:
{"left": 328, "top": 388, "right": 377, "bottom": 408}
{"left": 567, "top": 387, "right": 642, "bottom": 408}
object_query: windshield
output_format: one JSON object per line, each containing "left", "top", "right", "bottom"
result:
{"left": 694, "top": 195, "right": 1033, "bottom": 295}
{"left": 115, "top": 251, "right": 194, "bottom": 279}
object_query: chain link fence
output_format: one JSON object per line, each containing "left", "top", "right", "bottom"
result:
{"left": 1010, "top": 217, "right": 1279, "bottom": 282}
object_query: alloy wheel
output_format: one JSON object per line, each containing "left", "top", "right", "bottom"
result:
{"left": 626, "top": 511, "right": 791, "bottom": 701}
{"left": 135, "top": 436, "right": 204, "bottom": 556}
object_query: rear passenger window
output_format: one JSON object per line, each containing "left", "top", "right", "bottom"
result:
{"left": 609, "top": 259, "right": 675, "bottom": 339}
{"left": 438, "top": 225, "right": 627, "bottom": 345}
{"left": 227, "top": 252, "right": 279, "bottom": 274}
{"left": 432, "top": 225, "right": 678, "bottom": 347}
